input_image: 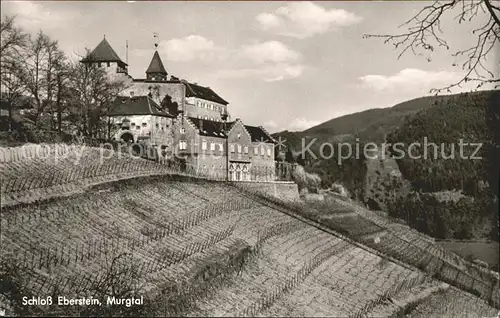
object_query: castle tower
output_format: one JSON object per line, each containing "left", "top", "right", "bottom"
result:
{"left": 146, "top": 33, "right": 168, "bottom": 82}
{"left": 80, "top": 36, "right": 128, "bottom": 75}
{"left": 146, "top": 50, "right": 168, "bottom": 81}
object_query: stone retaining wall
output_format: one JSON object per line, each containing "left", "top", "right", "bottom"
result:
{"left": 236, "top": 181, "right": 299, "bottom": 202}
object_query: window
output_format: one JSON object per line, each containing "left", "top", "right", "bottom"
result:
{"left": 237, "top": 145, "right": 242, "bottom": 153}
{"left": 197, "top": 101, "right": 201, "bottom": 107}
{"left": 98, "top": 62, "right": 102, "bottom": 67}
{"left": 107, "top": 62, "right": 110, "bottom": 67}
{"left": 210, "top": 142, "right": 215, "bottom": 151}
{"left": 254, "top": 147, "right": 258, "bottom": 155}
{"left": 237, "top": 133, "right": 241, "bottom": 139}
{"left": 131, "top": 122, "right": 135, "bottom": 126}
{"left": 202, "top": 140, "right": 207, "bottom": 150}
{"left": 244, "top": 146, "right": 248, "bottom": 154}
{"left": 179, "top": 141, "right": 187, "bottom": 150}
{"left": 260, "top": 146, "right": 264, "bottom": 156}
{"left": 204, "top": 116, "right": 208, "bottom": 120}
{"left": 267, "top": 148, "right": 271, "bottom": 156}
{"left": 219, "top": 143, "right": 223, "bottom": 151}
{"left": 210, "top": 104, "right": 214, "bottom": 110}
{"left": 204, "top": 102, "right": 207, "bottom": 108}
{"left": 156, "top": 123, "right": 159, "bottom": 128}
{"left": 230, "top": 144, "right": 235, "bottom": 153}
{"left": 180, "top": 127, "right": 185, "bottom": 134}
{"left": 136, "top": 126, "right": 140, "bottom": 130}
{"left": 142, "top": 123, "right": 147, "bottom": 127}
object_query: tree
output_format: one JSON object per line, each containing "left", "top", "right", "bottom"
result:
{"left": 14, "top": 31, "right": 65, "bottom": 126}
{"left": 0, "top": 15, "right": 26, "bottom": 57}
{"left": 364, "top": 0, "right": 500, "bottom": 93}
{"left": 284, "top": 147, "right": 295, "bottom": 163}
{"left": 66, "top": 52, "right": 129, "bottom": 137}
{"left": 160, "top": 94, "right": 179, "bottom": 117}
{"left": 1, "top": 15, "right": 27, "bottom": 132}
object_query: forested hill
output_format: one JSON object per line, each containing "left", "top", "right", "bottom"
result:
{"left": 274, "top": 90, "right": 499, "bottom": 242}
{"left": 386, "top": 90, "right": 499, "bottom": 195}
{"left": 385, "top": 90, "right": 499, "bottom": 241}
{"left": 272, "top": 91, "right": 496, "bottom": 148}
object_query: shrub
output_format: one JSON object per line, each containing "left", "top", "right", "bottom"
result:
{"left": 291, "top": 165, "right": 322, "bottom": 193}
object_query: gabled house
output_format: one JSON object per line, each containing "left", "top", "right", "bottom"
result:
{"left": 244, "top": 125, "right": 276, "bottom": 181}
{"left": 172, "top": 115, "right": 227, "bottom": 179}
{"left": 226, "top": 119, "right": 253, "bottom": 181}
{"left": 108, "top": 95, "right": 175, "bottom": 149}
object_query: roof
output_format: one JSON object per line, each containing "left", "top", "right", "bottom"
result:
{"left": 81, "top": 38, "right": 127, "bottom": 65}
{"left": 183, "top": 81, "right": 229, "bottom": 105}
{"left": 186, "top": 117, "right": 228, "bottom": 138}
{"left": 146, "top": 51, "right": 168, "bottom": 74}
{"left": 244, "top": 125, "right": 275, "bottom": 143}
{"left": 108, "top": 96, "right": 174, "bottom": 117}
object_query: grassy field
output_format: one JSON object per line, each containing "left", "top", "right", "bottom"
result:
{"left": 0, "top": 144, "right": 498, "bottom": 317}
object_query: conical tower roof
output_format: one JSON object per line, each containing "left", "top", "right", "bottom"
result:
{"left": 146, "top": 51, "right": 168, "bottom": 75}
{"left": 81, "top": 37, "right": 127, "bottom": 65}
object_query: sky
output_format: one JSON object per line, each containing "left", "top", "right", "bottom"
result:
{"left": 2, "top": 1, "right": 498, "bottom": 132}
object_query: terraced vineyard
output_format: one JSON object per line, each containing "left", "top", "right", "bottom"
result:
{"left": 0, "top": 144, "right": 498, "bottom": 317}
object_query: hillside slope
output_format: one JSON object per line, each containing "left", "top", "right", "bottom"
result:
{"left": 273, "top": 93, "right": 456, "bottom": 148}
{"left": 384, "top": 90, "right": 499, "bottom": 241}
{"left": 273, "top": 90, "right": 499, "bottom": 244}
{"left": 0, "top": 144, "right": 498, "bottom": 317}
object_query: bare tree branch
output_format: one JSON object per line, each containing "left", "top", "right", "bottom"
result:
{"left": 363, "top": 0, "right": 500, "bottom": 93}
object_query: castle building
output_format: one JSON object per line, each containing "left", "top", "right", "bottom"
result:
{"left": 83, "top": 37, "right": 275, "bottom": 181}
{"left": 80, "top": 37, "right": 130, "bottom": 80}
{"left": 108, "top": 95, "right": 175, "bottom": 146}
